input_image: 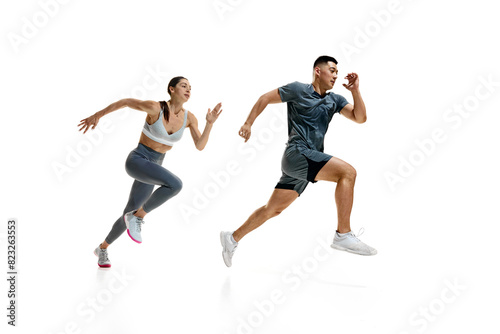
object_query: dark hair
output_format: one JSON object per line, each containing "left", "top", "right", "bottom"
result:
{"left": 162, "top": 76, "right": 188, "bottom": 122}
{"left": 313, "top": 55, "right": 338, "bottom": 69}
{"left": 159, "top": 101, "right": 170, "bottom": 122}
{"left": 168, "top": 76, "right": 187, "bottom": 96}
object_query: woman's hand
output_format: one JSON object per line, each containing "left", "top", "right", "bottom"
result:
{"left": 206, "top": 102, "right": 223, "bottom": 124}
{"left": 78, "top": 113, "right": 100, "bottom": 134}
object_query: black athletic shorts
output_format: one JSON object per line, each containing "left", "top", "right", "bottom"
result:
{"left": 275, "top": 143, "right": 332, "bottom": 195}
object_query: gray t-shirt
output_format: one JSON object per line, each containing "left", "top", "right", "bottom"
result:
{"left": 278, "top": 81, "right": 349, "bottom": 152}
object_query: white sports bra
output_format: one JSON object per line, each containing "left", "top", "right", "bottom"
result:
{"left": 142, "top": 101, "right": 188, "bottom": 146}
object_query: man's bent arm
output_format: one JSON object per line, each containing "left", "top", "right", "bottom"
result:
{"left": 340, "top": 89, "right": 367, "bottom": 124}
{"left": 244, "top": 89, "right": 282, "bottom": 126}
{"left": 340, "top": 72, "right": 366, "bottom": 124}
{"left": 351, "top": 88, "right": 367, "bottom": 123}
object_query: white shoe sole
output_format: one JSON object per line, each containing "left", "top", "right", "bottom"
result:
{"left": 220, "top": 232, "right": 232, "bottom": 267}
{"left": 94, "top": 247, "right": 111, "bottom": 268}
{"left": 330, "top": 243, "right": 377, "bottom": 256}
{"left": 124, "top": 213, "right": 142, "bottom": 244}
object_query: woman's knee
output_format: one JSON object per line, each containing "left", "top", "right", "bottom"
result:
{"left": 167, "top": 177, "right": 183, "bottom": 195}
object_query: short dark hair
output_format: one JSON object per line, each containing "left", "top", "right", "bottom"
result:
{"left": 167, "top": 76, "right": 187, "bottom": 96}
{"left": 313, "top": 55, "right": 338, "bottom": 69}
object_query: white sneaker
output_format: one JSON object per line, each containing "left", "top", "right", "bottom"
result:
{"left": 220, "top": 231, "right": 238, "bottom": 267}
{"left": 331, "top": 228, "right": 377, "bottom": 256}
{"left": 124, "top": 211, "right": 144, "bottom": 243}
{"left": 94, "top": 245, "right": 111, "bottom": 268}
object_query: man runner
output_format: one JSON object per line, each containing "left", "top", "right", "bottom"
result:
{"left": 220, "top": 56, "right": 377, "bottom": 267}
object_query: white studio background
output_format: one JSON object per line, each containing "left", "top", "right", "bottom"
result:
{"left": 1, "top": 0, "right": 499, "bottom": 333}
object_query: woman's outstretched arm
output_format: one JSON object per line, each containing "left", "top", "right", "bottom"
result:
{"left": 78, "top": 98, "right": 160, "bottom": 133}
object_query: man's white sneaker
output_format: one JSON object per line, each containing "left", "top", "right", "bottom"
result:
{"left": 330, "top": 229, "right": 377, "bottom": 256}
{"left": 220, "top": 231, "right": 238, "bottom": 267}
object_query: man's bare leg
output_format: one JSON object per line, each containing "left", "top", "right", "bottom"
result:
{"left": 314, "top": 156, "right": 357, "bottom": 233}
{"left": 313, "top": 155, "right": 376, "bottom": 255}
{"left": 232, "top": 188, "right": 299, "bottom": 242}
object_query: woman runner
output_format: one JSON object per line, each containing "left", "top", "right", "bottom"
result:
{"left": 78, "top": 76, "right": 222, "bottom": 267}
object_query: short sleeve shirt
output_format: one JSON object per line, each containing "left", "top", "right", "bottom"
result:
{"left": 278, "top": 81, "right": 348, "bottom": 152}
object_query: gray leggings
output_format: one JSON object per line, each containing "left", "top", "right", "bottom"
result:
{"left": 104, "top": 143, "right": 183, "bottom": 244}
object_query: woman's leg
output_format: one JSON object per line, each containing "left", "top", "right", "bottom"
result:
{"left": 100, "top": 148, "right": 182, "bottom": 247}
{"left": 125, "top": 156, "right": 183, "bottom": 214}
{"left": 121, "top": 156, "right": 183, "bottom": 243}
{"left": 102, "top": 180, "right": 155, "bottom": 246}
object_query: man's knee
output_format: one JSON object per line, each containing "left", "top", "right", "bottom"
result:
{"left": 342, "top": 166, "right": 357, "bottom": 183}
{"left": 263, "top": 204, "right": 286, "bottom": 218}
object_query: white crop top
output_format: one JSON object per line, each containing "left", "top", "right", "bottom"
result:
{"left": 142, "top": 101, "right": 188, "bottom": 146}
